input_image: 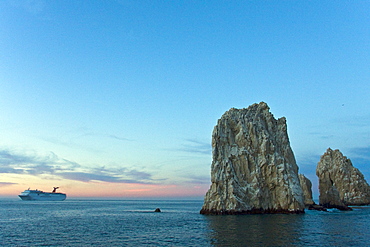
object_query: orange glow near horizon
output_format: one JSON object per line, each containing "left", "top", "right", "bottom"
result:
{"left": 0, "top": 175, "right": 210, "bottom": 199}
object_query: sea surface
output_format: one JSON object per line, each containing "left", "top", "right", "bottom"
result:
{"left": 1, "top": 198, "right": 370, "bottom": 246}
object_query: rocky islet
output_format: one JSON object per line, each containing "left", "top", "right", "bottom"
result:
{"left": 200, "top": 102, "right": 305, "bottom": 214}
{"left": 201, "top": 102, "right": 370, "bottom": 214}
{"left": 316, "top": 148, "right": 370, "bottom": 209}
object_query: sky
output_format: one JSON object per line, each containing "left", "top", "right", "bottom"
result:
{"left": 0, "top": 0, "right": 369, "bottom": 199}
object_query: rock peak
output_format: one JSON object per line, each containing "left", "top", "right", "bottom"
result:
{"left": 226, "top": 102, "right": 270, "bottom": 117}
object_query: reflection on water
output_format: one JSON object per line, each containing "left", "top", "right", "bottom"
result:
{"left": 205, "top": 214, "right": 304, "bottom": 246}
{"left": 204, "top": 208, "right": 370, "bottom": 246}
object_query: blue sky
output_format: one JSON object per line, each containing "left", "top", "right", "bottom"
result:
{"left": 0, "top": 0, "right": 369, "bottom": 198}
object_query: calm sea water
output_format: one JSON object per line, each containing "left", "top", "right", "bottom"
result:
{"left": 1, "top": 198, "right": 370, "bottom": 246}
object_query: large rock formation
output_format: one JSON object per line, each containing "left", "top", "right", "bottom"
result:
{"left": 200, "top": 102, "right": 305, "bottom": 215}
{"left": 299, "top": 174, "right": 315, "bottom": 206}
{"left": 317, "top": 148, "right": 370, "bottom": 209}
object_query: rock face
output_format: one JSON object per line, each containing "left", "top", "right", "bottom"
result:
{"left": 317, "top": 148, "right": 370, "bottom": 208}
{"left": 299, "top": 174, "right": 315, "bottom": 206}
{"left": 200, "top": 102, "right": 305, "bottom": 215}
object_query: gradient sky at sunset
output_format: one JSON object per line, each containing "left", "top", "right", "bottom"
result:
{"left": 1, "top": 1, "right": 369, "bottom": 199}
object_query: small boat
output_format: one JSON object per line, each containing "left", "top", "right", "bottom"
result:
{"left": 18, "top": 187, "right": 67, "bottom": 201}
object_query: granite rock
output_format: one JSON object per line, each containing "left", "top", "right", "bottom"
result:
{"left": 200, "top": 102, "right": 305, "bottom": 215}
{"left": 299, "top": 174, "right": 315, "bottom": 206}
{"left": 316, "top": 148, "right": 370, "bottom": 209}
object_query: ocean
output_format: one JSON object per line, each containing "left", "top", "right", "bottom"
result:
{"left": 1, "top": 199, "right": 369, "bottom": 246}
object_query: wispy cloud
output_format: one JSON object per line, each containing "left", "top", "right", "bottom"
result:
{"left": 174, "top": 139, "right": 212, "bottom": 155}
{"left": 307, "top": 132, "right": 334, "bottom": 140}
{"left": 334, "top": 114, "right": 370, "bottom": 128}
{"left": 107, "top": 134, "right": 132, "bottom": 142}
{"left": 0, "top": 182, "right": 17, "bottom": 187}
{"left": 346, "top": 146, "right": 370, "bottom": 175}
{"left": 0, "top": 149, "right": 79, "bottom": 175}
{"left": 183, "top": 175, "right": 211, "bottom": 185}
{"left": 40, "top": 130, "right": 132, "bottom": 152}
{"left": 57, "top": 171, "right": 153, "bottom": 184}
{"left": 348, "top": 146, "right": 370, "bottom": 161}
{"left": 40, "top": 135, "right": 105, "bottom": 154}
{"left": 295, "top": 152, "right": 323, "bottom": 178}
{"left": 0, "top": 149, "right": 155, "bottom": 185}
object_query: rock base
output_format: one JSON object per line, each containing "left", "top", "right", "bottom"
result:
{"left": 320, "top": 204, "right": 352, "bottom": 211}
{"left": 200, "top": 208, "right": 305, "bottom": 215}
{"left": 308, "top": 204, "right": 327, "bottom": 211}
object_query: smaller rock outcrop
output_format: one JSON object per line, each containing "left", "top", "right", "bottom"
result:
{"left": 299, "top": 174, "right": 315, "bottom": 206}
{"left": 308, "top": 204, "right": 327, "bottom": 211}
{"left": 299, "top": 174, "right": 327, "bottom": 211}
{"left": 316, "top": 148, "right": 370, "bottom": 210}
{"left": 154, "top": 208, "right": 161, "bottom": 212}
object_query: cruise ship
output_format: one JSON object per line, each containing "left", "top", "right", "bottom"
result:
{"left": 18, "top": 187, "right": 66, "bottom": 201}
